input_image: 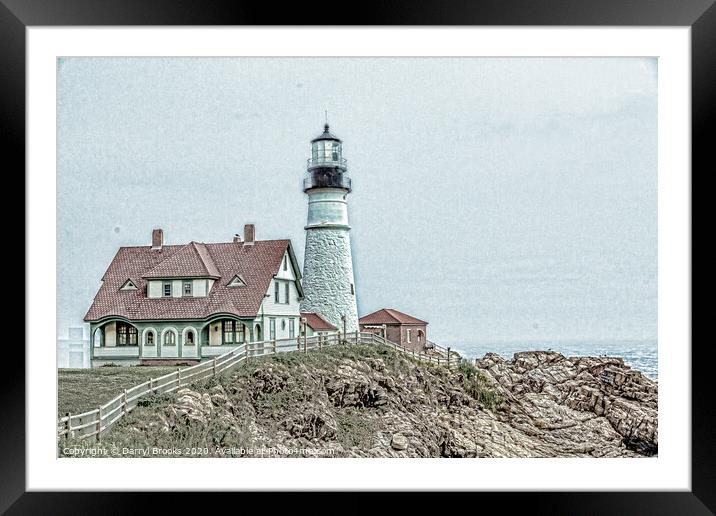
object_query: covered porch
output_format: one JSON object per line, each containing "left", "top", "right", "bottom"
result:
{"left": 200, "top": 316, "right": 262, "bottom": 358}
{"left": 90, "top": 318, "right": 141, "bottom": 363}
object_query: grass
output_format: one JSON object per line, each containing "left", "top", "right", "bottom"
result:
{"left": 58, "top": 366, "right": 186, "bottom": 418}
{"left": 456, "top": 360, "right": 503, "bottom": 410}
{"left": 336, "top": 408, "right": 380, "bottom": 449}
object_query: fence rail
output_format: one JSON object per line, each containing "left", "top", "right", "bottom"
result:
{"left": 58, "top": 331, "right": 458, "bottom": 442}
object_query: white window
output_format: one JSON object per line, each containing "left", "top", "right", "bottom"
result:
{"left": 223, "top": 320, "right": 234, "bottom": 343}
{"left": 183, "top": 281, "right": 192, "bottom": 296}
{"left": 283, "top": 255, "right": 288, "bottom": 271}
{"left": 269, "top": 318, "right": 276, "bottom": 340}
{"left": 164, "top": 331, "right": 176, "bottom": 346}
{"left": 284, "top": 283, "right": 290, "bottom": 304}
{"left": 163, "top": 282, "right": 172, "bottom": 297}
{"left": 406, "top": 329, "right": 411, "bottom": 343}
{"left": 289, "top": 319, "right": 295, "bottom": 339}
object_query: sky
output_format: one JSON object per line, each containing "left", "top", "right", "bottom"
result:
{"left": 57, "top": 57, "right": 657, "bottom": 345}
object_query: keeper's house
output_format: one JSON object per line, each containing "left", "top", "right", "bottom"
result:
{"left": 84, "top": 225, "right": 303, "bottom": 367}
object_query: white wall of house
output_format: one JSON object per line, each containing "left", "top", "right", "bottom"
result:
{"left": 305, "top": 326, "right": 338, "bottom": 337}
{"left": 148, "top": 281, "right": 162, "bottom": 298}
{"left": 265, "top": 315, "right": 299, "bottom": 341}
{"left": 147, "top": 278, "right": 214, "bottom": 299}
{"left": 194, "top": 279, "right": 208, "bottom": 297}
{"left": 261, "top": 278, "right": 301, "bottom": 316}
{"left": 208, "top": 321, "right": 222, "bottom": 345}
{"left": 274, "top": 252, "right": 296, "bottom": 281}
{"left": 104, "top": 322, "right": 116, "bottom": 347}
{"left": 260, "top": 274, "right": 302, "bottom": 341}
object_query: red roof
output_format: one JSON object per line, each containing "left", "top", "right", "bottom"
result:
{"left": 143, "top": 242, "right": 220, "bottom": 278}
{"left": 359, "top": 308, "right": 428, "bottom": 326}
{"left": 84, "top": 239, "right": 298, "bottom": 322}
{"left": 301, "top": 312, "right": 337, "bottom": 331}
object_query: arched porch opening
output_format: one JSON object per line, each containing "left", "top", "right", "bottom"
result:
{"left": 91, "top": 319, "right": 139, "bottom": 348}
{"left": 203, "top": 317, "right": 250, "bottom": 346}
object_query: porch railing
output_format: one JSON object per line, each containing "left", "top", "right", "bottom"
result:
{"left": 58, "top": 332, "right": 458, "bottom": 443}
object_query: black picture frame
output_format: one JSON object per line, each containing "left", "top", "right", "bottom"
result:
{"left": 5, "top": 0, "right": 708, "bottom": 512}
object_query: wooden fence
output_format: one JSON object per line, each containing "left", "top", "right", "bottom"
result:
{"left": 57, "top": 331, "right": 458, "bottom": 442}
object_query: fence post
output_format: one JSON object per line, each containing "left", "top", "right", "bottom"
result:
{"left": 122, "top": 389, "right": 128, "bottom": 416}
{"left": 447, "top": 347, "right": 451, "bottom": 368}
{"left": 355, "top": 331, "right": 359, "bottom": 346}
{"left": 177, "top": 368, "right": 182, "bottom": 388}
{"left": 245, "top": 344, "right": 249, "bottom": 361}
{"left": 149, "top": 377, "right": 154, "bottom": 394}
{"left": 213, "top": 357, "right": 217, "bottom": 376}
{"left": 65, "top": 412, "right": 71, "bottom": 441}
{"left": 318, "top": 335, "right": 323, "bottom": 350}
{"left": 342, "top": 315, "right": 347, "bottom": 345}
{"left": 273, "top": 339, "right": 276, "bottom": 354}
{"left": 95, "top": 407, "right": 101, "bottom": 442}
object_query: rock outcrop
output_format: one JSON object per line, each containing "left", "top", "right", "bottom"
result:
{"left": 475, "top": 351, "right": 658, "bottom": 456}
{"left": 113, "top": 345, "right": 657, "bottom": 458}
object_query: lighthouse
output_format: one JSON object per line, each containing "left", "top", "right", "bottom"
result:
{"left": 299, "top": 124, "right": 359, "bottom": 332}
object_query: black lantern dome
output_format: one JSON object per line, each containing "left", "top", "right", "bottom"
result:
{"left": 311, "top": 124, "right": 342, "bottom": 143}
{"left": 304, "top": 124, "right": 351, "bottom": 192}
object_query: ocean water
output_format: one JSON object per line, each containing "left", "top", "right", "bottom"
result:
{"left": 449, "top": 340, "right": 658, "bottom": 380}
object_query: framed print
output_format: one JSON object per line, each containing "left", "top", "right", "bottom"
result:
{"left": 8, "top": 0, "right": 709, "bottom": 512}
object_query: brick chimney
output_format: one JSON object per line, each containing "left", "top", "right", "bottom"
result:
{"left": 151, "top": 228, "right": 163, "bottom": 250}
{"left": 233, "top": 233, "right": 242, "bottom": 243}
{"left": 244, "top": 224, "right": 255, "bottom": 246}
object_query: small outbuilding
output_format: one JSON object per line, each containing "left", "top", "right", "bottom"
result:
{"left": 359, "top": 308, "right": 428, "bottom": 352}
{"left": 300, "top": 312, "right": 338, "bottom": 337}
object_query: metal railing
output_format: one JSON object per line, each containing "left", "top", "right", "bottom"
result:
{"left": 307, "top": 157, "right": 347, "bottom": 170}
{"left": 303, "top": 174, "right": 352, "bottom": 191}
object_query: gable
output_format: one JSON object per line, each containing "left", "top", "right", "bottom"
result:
{"left": 119, "top": 279, "right": 137, "bottom": 291}
{"left": 227, "top": 274, "right": 247, "bottom": 287}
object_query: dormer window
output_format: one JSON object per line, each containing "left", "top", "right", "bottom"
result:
{"left": 163, "top": 282, "right": 172, "bottom": 297}
{"left": 120, "top": 279, "right": 137, "bottom": 291}
{"left": 183, "top": 281, "right": 193, "bottom": 297}
{"left": 227, "top": 275, "right": 246, "bottom": 287}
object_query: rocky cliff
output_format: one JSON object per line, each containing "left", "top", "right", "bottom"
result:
{"left": 108, "top": 344, "right": 657, "bottom": 458}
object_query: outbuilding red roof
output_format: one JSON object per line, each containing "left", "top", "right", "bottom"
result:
{"left": 358, "top": 308, "right": 428, "bottom": 326}
{"left": 301, "top": 312, "right": 337, "bottom": 331}
{"left": 84, "top": 239, "right": 299, "bottom": 322}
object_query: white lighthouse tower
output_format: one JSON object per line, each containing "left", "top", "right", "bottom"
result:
{"left": 300, "top": 124, "right": 358, "bottom": 332}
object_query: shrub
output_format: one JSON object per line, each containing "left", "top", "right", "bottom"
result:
{"left": 456, "top": 360, "right": 502, "bottom": 410}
